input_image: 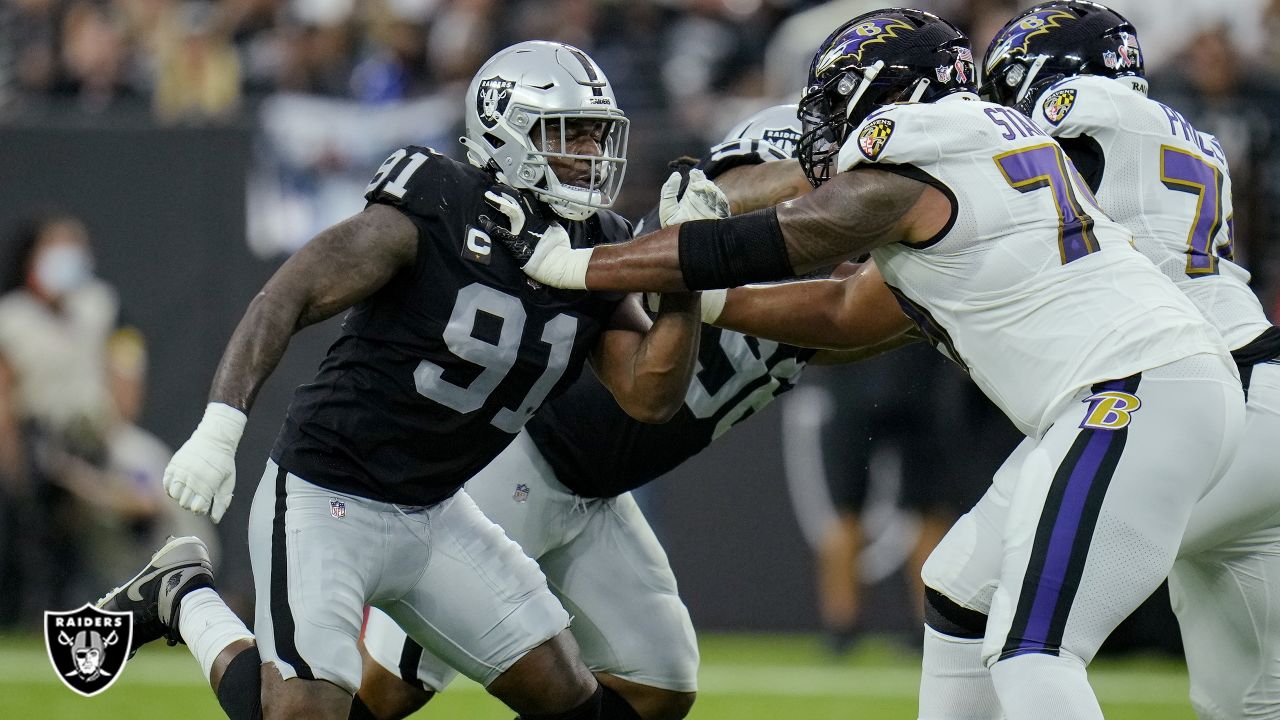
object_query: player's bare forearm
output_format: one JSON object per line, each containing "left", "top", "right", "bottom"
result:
{"left": 208, "top": 204, "right": 418, "bottom": 411}
{"left": 578, "top": 169, "right": 945, "bottom": 294}
{"left": 593, "top": 293, "right": 701, "bottom": 423}
{"left": 715, "top": 159, "right": 812, "bottom": 214}
{"left": 585, "top": 226, "right": 690, "bottom": 292}
{"left": 715, "top": 263, "right": 913, "bottom": 352}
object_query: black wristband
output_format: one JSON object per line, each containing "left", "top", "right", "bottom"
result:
{"left": 677, "top": 208, "right": 794, "bottom": 290}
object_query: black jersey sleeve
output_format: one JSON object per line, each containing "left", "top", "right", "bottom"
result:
{"left": 698, "top": 138, "right": 787, "bottom": 180}
{"left": 363, "top": 146, "right": 459, "bottom": 220}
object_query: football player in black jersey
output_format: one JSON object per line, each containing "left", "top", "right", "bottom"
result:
{"left": 95, "top": 42, "right": 705, "bottom": 720}
{"left": 348, "top": 105, "right": 834, "bottom": 720}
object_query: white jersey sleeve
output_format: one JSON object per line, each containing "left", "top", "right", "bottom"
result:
{"left": 834, "top": 96, "right": 1226, "bottom": 437}
{"left": 1029, "top": 75, "right": 1271, "bottom": 351}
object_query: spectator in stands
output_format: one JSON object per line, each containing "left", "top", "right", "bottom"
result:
{"left": 153, "top": 1, "right": 242, "bottom": 123}
{"left": 60, "top": 0, "right": 139, "bottom": 111}
{"left": 55, "top": 327, "right": 219, "bottom": 584}
{"left": 0, "top": 212, "right": 118, "bottom": 621}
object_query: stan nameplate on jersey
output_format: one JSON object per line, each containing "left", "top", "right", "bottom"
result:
{"left": 44, "top": 603, "right": 134, "bottom": 697}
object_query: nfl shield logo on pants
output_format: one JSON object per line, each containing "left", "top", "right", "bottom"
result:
{"left": 330, "top": 499, "right": 347, "bottom": 519}
{"left": 44, "top": 604, "right": 133, "bottom": 697}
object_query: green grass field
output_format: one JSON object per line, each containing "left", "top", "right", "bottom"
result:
{"left": 7, "top": 633, "right": 1194, "bottom": 719}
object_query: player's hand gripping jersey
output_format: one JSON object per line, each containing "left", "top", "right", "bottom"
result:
{"left": 840, "top": 96, "right": 1227, "bottom": 437}
{"left": 272, "top": 146, "right": 628, "bottom": 505}
{"left": 1027, "top": 75, "right": 1274, "bottom": 352}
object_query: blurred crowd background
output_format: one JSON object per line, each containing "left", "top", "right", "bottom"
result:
{"left": 0, "top": 0, "right": 1275, "bottom": 658}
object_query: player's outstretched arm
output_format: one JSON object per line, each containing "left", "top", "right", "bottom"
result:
{"left": 164, "top": 203, "right": 417, "bottom": 522}
{"left": 713, "top": 159, "right": 812, "bottom": 215}
{"left": 513, "top": 168, "right": 949, "bottom": 293}
{"left": 208, "top": 203, "right": 417, "bottom": 411}
{"left": 711, "top": 261, "right": 915, "bottom": 356}
{"left": 590, "top": 292, "right": 701, "bottom": 423}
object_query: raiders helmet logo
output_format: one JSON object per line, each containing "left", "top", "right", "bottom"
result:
{"left": 477, "top": 76, "right": 516, "bottom": 129}
{"left": 1042, "top": 88, "right": 1077, "bottom": 126}
{"left": 45, "top": 604, "right": 133, "bottom": 696}
{"left": 858, "top": 118, "right": 896, "bottom": 161}
{"left": 762, "top": 127, "right": 801, "bottom": 157}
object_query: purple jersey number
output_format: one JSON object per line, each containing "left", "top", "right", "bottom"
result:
{"left": 994, "top": 143, "right": 1101, "bottom": 264}
{"left": 1159, "top": 145, "right": 1225, "bottom": 277}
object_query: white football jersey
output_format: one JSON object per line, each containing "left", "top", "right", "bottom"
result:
{"left": 839, "top": 94, "right": 1227, "bottom": 437}
{"left": 1028, "top": 74, "right": 1271, "bottom": 351}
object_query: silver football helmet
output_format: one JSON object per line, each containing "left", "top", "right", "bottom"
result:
{"left": 462, "top": 41, "right": 629, "bottom": 221}
{"left": 720, "top": 103, "right": 802, "bottom": 159}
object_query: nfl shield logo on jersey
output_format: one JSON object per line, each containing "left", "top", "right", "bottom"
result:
{"left": 858, "top": 118, "right": 895, "bottom": 161}
{"left": 45, "top": 604, "right": 132, "bottom": 697}
{"left": 330, "top": 499, "right": 347, "bottom": 519}
{"left": 1042, "top": 88, "right": 1077, "bottom": 126}
{"left": 513, "top": 483, "right": 530, "bottom": 503}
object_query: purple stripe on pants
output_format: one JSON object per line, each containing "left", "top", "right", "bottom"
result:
{"left": 1018, "top": 426, "right": 1117, "bottom": 650}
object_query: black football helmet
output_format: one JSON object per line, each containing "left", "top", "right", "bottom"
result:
{"left": 980, "top": 1, "right": 1144, "bottom": 115}
{"left": 796, "top": 8, "right": 975, "bottom": 187}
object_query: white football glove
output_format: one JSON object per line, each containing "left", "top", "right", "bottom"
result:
{"left": 163, "top": 402, "right": 246, "bottom": 523}
{"left": 659, "top": 169, "right": 731, "bottom": 228}
{"left": 483, "top": 189, "right": 591, "bottom": 289}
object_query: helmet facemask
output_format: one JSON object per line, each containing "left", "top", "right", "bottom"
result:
{"left": 520, "top": 111, "right": 628, "bottom": 221}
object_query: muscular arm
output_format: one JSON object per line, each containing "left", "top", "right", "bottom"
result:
{"left": 714, "top": 262, "right": 914, "bottom": 353}
{"left": 582, "top": 168, "right": 949, "bottom": 291}
{"left": 209, "top": 203, "right": 417, "bottom": 411}
{"left": 714, "top": 159, "right": 811, "bottom": 215}
{"left": 589, "top": 292, "right": 701, "bottom": 423}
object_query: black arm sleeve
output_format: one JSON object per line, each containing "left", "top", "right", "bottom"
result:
{"left": 1057, "top": 134, "right": 1106, "bottom": 193}
{"left": 677, "top": 208, "right": 794, "bottom": 290}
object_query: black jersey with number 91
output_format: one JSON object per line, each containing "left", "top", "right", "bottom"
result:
{"left": 271, "top": 146, "right": 628, "bottom": 506}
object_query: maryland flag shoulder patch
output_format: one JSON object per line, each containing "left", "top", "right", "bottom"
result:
{"left": 1042, "top": 88, "right": 1077, "bottom": 126}
{"left": 858, "top": 118, "right": 896, "bottom": 161}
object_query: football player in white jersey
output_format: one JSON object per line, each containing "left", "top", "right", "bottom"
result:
{"left": 480, "top": 9, "right": 1246, "bottom": 719}
{"left": 933, "top": 4, "right": 1280, "bottom": 719}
